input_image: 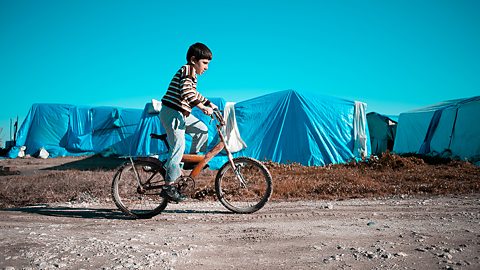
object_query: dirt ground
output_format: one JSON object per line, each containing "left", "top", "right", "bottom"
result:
{"left": 1, "top": 197, "right": 479, "bottom": 270}
{"left": 0, "top": 155, "right": 479, "bottom": 269}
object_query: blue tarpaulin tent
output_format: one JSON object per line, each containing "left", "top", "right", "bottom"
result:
{"left": 232, "top": 90, "right": 369, "bottom": 166}
{"left": 10, "top": 91, "right": 370, "bottom": 168}
{"left": 133, "top": 90, "right": 369, "bottom": 168}
{"left": 393, "top": 96, "right": 480, "bottom": 162}
{"left": 9, "top": 103, "right": 143, "bottom": 158}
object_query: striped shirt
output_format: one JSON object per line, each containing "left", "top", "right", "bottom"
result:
{"left": 161, "top": 64, "right": 210, "bottom": 116}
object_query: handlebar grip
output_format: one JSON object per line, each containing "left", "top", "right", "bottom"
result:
{"left": 213, "top": 109, "right": 225, "bottom": 126}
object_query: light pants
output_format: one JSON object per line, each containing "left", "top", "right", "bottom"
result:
{"left": 159, "top": 106, "right": 209, "bottom": 183}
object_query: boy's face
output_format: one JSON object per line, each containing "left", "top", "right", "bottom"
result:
{"left": 191, "top": 58, "right": 210, "bottom": 75}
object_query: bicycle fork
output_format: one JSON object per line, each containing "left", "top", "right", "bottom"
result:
{"left": 218, "top": 128, "right": 248, "bottom": 188}
{"left": 230, "top": 157, "right": 247, "bottom": 189}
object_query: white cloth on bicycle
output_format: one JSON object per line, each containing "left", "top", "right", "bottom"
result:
{"left": 223, "top": 102, "right": 247, "bottom": 152}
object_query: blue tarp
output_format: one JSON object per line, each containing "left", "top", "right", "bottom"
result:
{"left": 134, "top": 90, "right": 369, "bottom": 168}
{"left": 11, "top": 91, "right": 370, "bottom": 168}
{"left": 232, "top": 90, "right": 369, "bottom": 166}
{"left": 11, "top": 103, "right": 143, "bottom": 157}
{"left": 394, "top": 96, "right": 480, "bottom": 161}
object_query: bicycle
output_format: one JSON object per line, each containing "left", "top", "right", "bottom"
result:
{"left": 111, "top": 108, "right": 273, "bottom": 219}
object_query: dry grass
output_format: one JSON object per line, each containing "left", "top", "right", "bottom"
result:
{"left": 267, "top": 152, "right": 480, "bottom": 200}
{"left": 0, "top": 153, "right": 479, "bottom": 208}
{"left": 0, "top": 170, "right": 113, "bottom": 208}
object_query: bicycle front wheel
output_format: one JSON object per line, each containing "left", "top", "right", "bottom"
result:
{"left": 215, "top": 157, "right": 272, "bottom": 214}
{"left": 112, "top": 159, "right": 168, "bottom": 219}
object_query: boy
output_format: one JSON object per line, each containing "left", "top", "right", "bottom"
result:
{"left": 159, "top": 42, "right": 218, "bottom": 202}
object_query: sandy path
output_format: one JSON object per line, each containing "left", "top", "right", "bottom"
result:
{"left": 0, "top": 196, "right": 479, "bottom": 270}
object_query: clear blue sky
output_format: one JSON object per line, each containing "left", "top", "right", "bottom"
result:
{"left": 1, "top": 0, "right": 479, "bottom": 146}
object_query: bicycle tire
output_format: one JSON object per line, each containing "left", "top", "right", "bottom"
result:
{"left": 215, "top": 157, "right": 272, "bottom": 214}
{"left": 112, "top": 159, "right": 168, "bottom": 219}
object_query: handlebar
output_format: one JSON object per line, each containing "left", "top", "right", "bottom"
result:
{"left": 212, "top": 108, "right": 225, "bottom": 126}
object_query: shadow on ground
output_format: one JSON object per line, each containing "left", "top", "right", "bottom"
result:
{"left": 6, "top": 205, "right": 133, "bottom": 220}
{"left": 45, "top": 155, "right": 126, "bottom": 171}
{"left": 5, "top": 205, "right": 231, "bottom": 220}
{"left": 162, "top": 208, "right": 231, "bottom": 215}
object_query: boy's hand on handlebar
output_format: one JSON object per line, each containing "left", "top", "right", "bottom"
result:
{"left": 209, "top": 103, "right": 218, "bottom": 110}
{"left": 204, "top": 107, "right": 213, "bottom": 116}
{"left": 198, "top": 104, "right": 213, "bottom": 116}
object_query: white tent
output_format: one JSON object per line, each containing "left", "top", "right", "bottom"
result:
{"left": 393, "top": 96, "right": 480, "bottom": 162}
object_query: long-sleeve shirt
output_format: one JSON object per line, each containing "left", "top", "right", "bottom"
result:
{"left": 161, "top": 64, "right": 210, "bottom": 116}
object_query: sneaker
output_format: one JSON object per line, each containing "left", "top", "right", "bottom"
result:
{"left": 160, "top": 185, "right": 187, "bottom": 203}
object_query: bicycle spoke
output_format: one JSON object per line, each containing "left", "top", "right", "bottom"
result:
{"left": 112, "top": 160, "right": 168, "bottom": 219}
{"left": 215, "top": 157, "right": 272, "bottom": 213}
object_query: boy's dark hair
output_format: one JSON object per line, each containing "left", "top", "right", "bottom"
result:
{"left": 186, "top": 43, "right": 212, "bottom": 62}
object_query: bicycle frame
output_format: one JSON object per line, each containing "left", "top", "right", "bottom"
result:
{"left": 183, "top": 109, "right": 237, "bottom": 178}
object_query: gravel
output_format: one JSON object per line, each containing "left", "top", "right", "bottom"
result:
{"left": 1, "top": 196, "right": 479, "bottom": 269}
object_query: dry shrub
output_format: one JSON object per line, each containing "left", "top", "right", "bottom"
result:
{"left": 270, "top": 165, "right": 390, "bottom": 200}
{"left": 0, "top": 170, "right": 113, "bottom": 208}
{"left": 0, "top": 154, "right": 479, "bottom": 208}
{"left": 343, "top": 151, "right": 425, "bottom": 170}
{"left": 267, "top": 154, "right": 480, "bottom": 201}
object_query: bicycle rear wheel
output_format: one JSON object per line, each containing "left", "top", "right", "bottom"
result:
{"left": 215, "top": 157, "right": 272, "bottom": 213}
{"left": 112, "top": 159, "right": 168, "bottom": 219}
